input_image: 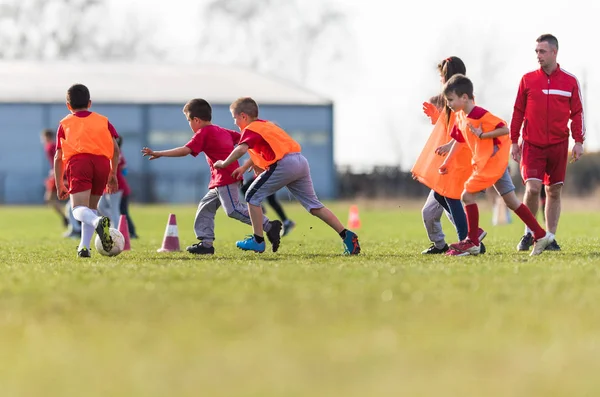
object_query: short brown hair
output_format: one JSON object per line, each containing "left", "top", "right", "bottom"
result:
{"left": 537, "top": 34, "right": 558, "bottom": 50}
{"left": 183, "top": 98, "right": 212, "bottom": 121}
{"left": 41, "top": 128, "right": 54, "bottom": 139}
{"left": 443, "top": 74, "right": 474, "bottom": 99}
{"left": 230, "top": 97, "right": 259, "bottom": 118}
{"left": 67, "top": 84, "right": 90, "bottom": 109}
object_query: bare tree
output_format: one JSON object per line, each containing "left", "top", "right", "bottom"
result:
{"left": 0, "top": 0, "right": 163, "bottom": 61}
{"left": 198, "top": 0, "right": 353, "bottom": 85}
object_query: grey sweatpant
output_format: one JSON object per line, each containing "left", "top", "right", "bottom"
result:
{"left": 422, "top": 189, "right": 454, "bottom": 249}
{"left": 194, "top": 182, "right": 271, "bottom": 245}
{"left": 98, "top": 191, "right": 123, "bottom": 228}
{"left": 245, "top": 153, "right": 323, "bottom": 211}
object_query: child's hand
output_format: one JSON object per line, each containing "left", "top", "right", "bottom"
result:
{"left": 423, "top": 102, "right": 440, "bottom": 125}
{"left": 468, "top": 123, "right": 483, "bottom": 138}
{"left": 439, "top": 164, "right": 448, "bottom": 175}
{"left": 57, "top": 182, "right": 69, "bottom": 200}
{"left": 106, "top": 174, "right": 119, "bottom": 194}
{"left": 231, "top": 167, "right": 245, "bottom": 179}
{"left": 141, "top": 147, "right": 160, "bottom": 160}
{"left": 435, "top": 143, "right": 451, "bottom": 156}
{"left": 214, "top": 160, "right": 225, "bottom": 169}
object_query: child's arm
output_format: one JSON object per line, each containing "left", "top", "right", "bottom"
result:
{"left": 107, "top": 138, "right": 120, "bottom": 193}
{"left": 232, "top": 158, "right": 254, "bottom": 180}
{"left": 469, "top": 123, "right": 509, "bottom": 139}
{"left": 439, "top": 140, "right": 463, "bottom": 175}
{"left": 53, "top": 148, "right": 68, "bottom": 200}
{"left": 141, "top": 146, "right": 192, "bottom": 160}
{"left": 214, "top": 144, "right": 249, "bottom": 169}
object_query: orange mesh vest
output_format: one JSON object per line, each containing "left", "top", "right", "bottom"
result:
{"left": 411, "top": 111, "right": 473, "bottom": 199}
{"left": 60, "top": 113, "right": 114, "bottom": 163}
{"left": 245, "top": 120, "right": 301, "bottom": 169}
{"left": 456, "top": 109, "right": 510, "bottom": 181}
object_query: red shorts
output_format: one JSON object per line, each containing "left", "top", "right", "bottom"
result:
{"left": 66, "top": 154, "right": 111, "bottom": 195}
{"left": 520, "top": 140, "right": 568, "bottom": 185}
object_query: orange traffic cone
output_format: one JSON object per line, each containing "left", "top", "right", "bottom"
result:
{"left": 347, "top": 205, "right": 361, "bottom": 229}
{"left": 117, "top": 214, "right": 131, "bottom": 251}
{"left": 157, "top": 213, "right": 181, "bottom": 252}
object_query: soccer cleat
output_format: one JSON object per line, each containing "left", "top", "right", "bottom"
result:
{"left": 478, "top": 228, "right": 487, "bottom": 242}
{"left": 186, "top": 242, "right": 215, "bottom": 255}
{"left": 266, "top": 220, "right": 283, "bottom": 252}
{"left": 95, "top": 216, "right": 113, "bottom": 252}
{"left": 480, "top": 242, "right": 487, "bottom": 254}
{"left": 282, "top": 220, "right": 296, "bottom": 237}
{"left": 421, "top": 244, "right": 449, "bottom": 254}
{"left": 447, "top": 238, "right": 481, "bottom": 256}
{"left": 342, "top": 230, "right": 361, "bottom": 255}
{"left": 517, "top": 232, "right": 534, "bottom": 251}
{"left": 236, "top": 235, "right": 266, "bottom": 253}
{"left": 531, "top": 232, "right": 555, "bottom": 256}
{"left": 545, "top": 240, "right": 561, "bottom": 251}
{"left": 77, "top": 247, "right": 91, "bottom": 258}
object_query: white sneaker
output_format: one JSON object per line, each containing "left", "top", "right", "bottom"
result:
{"left": 530, "top": 232, "right": 555, "bottom": 256}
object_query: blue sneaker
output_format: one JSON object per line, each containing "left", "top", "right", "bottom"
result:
{"left": 342, "top": 230, "right": 361, "bottom": 255}
{"left": 236, "top": 235, "right": 266, "bottom": 253}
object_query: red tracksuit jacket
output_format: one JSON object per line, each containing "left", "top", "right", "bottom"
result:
{"left": 510, "top": 65, "right": 585, "bottom": 147}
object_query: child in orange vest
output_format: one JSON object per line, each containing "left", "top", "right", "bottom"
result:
{"left": 438, "top": 75, "right": 554, "bottom": 256}
{"left": 141, "top": 98, "right": 282, "bottom": 255}
{"left": 54, "top": 84, "right": 119, "bottom": 257}
{"left": 214, "top": 97, "right": 360, "bottom": 255}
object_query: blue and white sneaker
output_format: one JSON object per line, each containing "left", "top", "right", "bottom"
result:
{"left": 342, "top": 230, "right": 361, "bottom": 255}
{"left": 236, "top": 235, "right": 266, "bottom": 253}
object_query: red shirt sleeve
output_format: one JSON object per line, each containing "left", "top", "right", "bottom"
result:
{"left": 185, "top": 132, "right": 205, "bottom": 157}
{"left": 510, "top": 76, "right": 527, "bottom": 143}
{"left": 239, "top": 129, "right": 265, "bottom": 148}
{"left": 450, "top": 125, "right": 465, "bottom": 143}
{"left": 108, "top": 121, "right": 119, "bottom": 138}
{"left": 56, "top": 125, "right": 65, "bottom": 150}
{"left": 570, "top": 81, "right": 585, "bottom": 143}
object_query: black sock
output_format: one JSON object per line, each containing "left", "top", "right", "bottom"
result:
{"left": 339, "top": 229, "right": 348, "bottom": 239}
{"left": 254, "top": 234, "right": 265, "bottom": 243}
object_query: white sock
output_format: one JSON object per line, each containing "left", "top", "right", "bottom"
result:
{"left": 73, "top": 206, "right": 101, "bottom": 228}
{"left": 524, "top": 226, "right": 531, "bottom": 235}
{"left": 79, "top": 210, "right": 97, "bottom": 250}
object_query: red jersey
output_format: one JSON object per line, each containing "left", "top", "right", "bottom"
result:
{"left": 239, "top": 125, "right": 276, "bottom": 163}
{"left": 44, "top": 142, "right": 57, "bottom": 167}
{"left": 510, "top": 65, "right": 585, "bottom": 147}
{"left": 117, "top": 155, "right": 131, "bottom": 196}
{"left": 185, "top": 124, "right": 242, "bottom": 189}
{"left": 56, "top": 110, "right": 119, "bottom": 149}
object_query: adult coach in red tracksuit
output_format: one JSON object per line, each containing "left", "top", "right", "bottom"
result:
{"left": 510, "top": 34, "right": 585, "bottom": 252}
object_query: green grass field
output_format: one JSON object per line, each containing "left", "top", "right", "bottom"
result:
{"left": 1, "top": 201, "right": 600, "bottom": 396}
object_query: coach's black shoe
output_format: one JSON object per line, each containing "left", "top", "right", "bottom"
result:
{"left": 266, "top": 220, "right": 283, "bottom": 252}
{"left": 77, "top": 247, "right": 91, "bottom": 258}
{"left": 421, "top": 244, "right": 449, "bottom": 254}
{"left": 186, "top": 242, "right": 215, "bottom": 255}
{"left": 545, "top": 240, "right": 561, "bottom": 251}
{"left": 517, "top": 232, "right": 534, "bottom": 251}
{"left": 95, "top": 216, "right": 113, "bottom": 252}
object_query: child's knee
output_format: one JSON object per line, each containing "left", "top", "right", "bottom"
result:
{"left": 461, "top": 190, "right": 474, "bottom": 204}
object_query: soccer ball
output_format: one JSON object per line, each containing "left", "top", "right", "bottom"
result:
{"left": 94, "top": 228, "right": 125, "bottom": 257}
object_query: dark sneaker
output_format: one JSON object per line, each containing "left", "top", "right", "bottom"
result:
{"left": 77, "top": 247, "right": 91, "bottom": 258}
{"left": 421, "top": 244, "right": 449, "bottom": 254}
{"left": 186, "top": 242, "right": 215, "bottom": 255}
{"left": 266, "top": 220, "right": 282, "bottom": 252}
{"left": 517, "top": 232, "right": 533, "bottom": 251}
{"left": 480, "top": 242, "right": 487, "bottom": 254}
{"left": 95, "top": 216, "right": 113, "bottom": 252}
{"left": 545, "top": 240, "right": 561, "bottom": 251}
{"left": 343, "top": 230, "right": 361, "bottom": 255}
{"left": 282, "top": 220, "right": 296, "bottom": 237}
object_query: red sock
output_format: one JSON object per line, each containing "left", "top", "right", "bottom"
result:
{"left": 514, "top": 204, "right": 545, "bottom": 240}
{"left": 465, "top": 203, "right": 480, "bottom": 245}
